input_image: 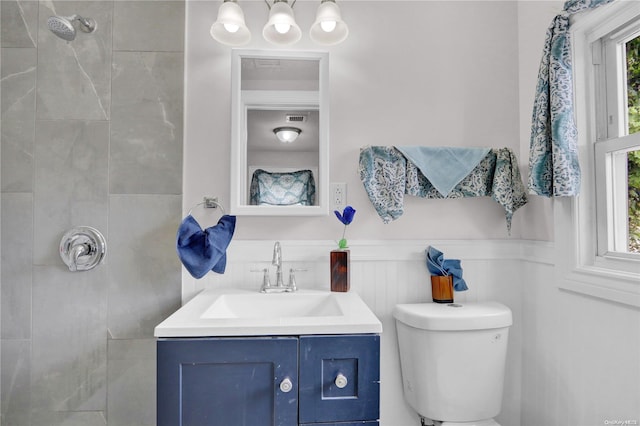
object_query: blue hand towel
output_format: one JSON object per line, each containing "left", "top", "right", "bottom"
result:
{"left": 176, "top": 214, "right": 236, "bottom": 278}
{"left": 426, "top": 246, "right": 468, "bottom": 291}
{"left": 396, "top": 146, "right": 491, "bottom": 197}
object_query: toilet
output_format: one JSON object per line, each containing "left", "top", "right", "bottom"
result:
{"left": 393, "top": 302, "right": 512, "bottom": 426}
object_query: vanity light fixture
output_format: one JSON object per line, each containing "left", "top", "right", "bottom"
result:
{"left": 309, "top": 0, "right": 349, "bottom": 45}
{"left": 210, "top": 0, "right": 348, "bottom": 46}
{"left": 263, "top": 0, "right": 301, "bottom": 45}
{"left": 210, "top": 0, "right": 251, "bottom": 46}
{"left": 274, "top": 126, "right": 301, "bottom": 143}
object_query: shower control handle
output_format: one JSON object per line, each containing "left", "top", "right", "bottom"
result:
{"left": 59, "top": 226, "right": 106, "bottom": 272}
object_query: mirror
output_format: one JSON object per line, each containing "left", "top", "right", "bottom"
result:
{"left": 230, "top": 50, "right": 329, "bottom": 216}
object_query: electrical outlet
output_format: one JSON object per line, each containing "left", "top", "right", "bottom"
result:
{"left": 331, "top": 183, "right": 347, "bottom": 211}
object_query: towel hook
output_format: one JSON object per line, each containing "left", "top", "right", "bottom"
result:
{"left": 188, "top": 197, "right": 225, "bottom": 216}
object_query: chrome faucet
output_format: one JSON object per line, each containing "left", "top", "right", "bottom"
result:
{"left": 257, "top": 241, "right": 297, "bottom": 293}
{"left": 272, "top": 241, "right": 284, "bottom": 288}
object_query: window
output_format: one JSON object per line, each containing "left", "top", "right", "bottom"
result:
{"left": 556, "top": 1, "right": 640, "bottom": 307}
{"left": 595, "top": 21, "right": 640, "bottom": 258}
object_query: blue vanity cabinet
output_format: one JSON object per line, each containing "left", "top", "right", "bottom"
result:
{"left": 157, "top": 337, "right": 299, "bottom": 426}
{"left": 157, "top": 334, "right": 380, "bottom": 426}
{"left": 299, "top": 335, "right": 380, "bottom": 425}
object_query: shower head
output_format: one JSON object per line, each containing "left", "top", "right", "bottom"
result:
{"left": 47, "top": 14, "right": 96, "bottom": 41}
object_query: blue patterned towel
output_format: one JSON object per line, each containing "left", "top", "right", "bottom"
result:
{"left": 250, "top": 169, "right": 316, "bottom": 206}
{"left": 176, "top": 214, "right": 236, "bottom": 278}
{"left": 359, "top": 146, "right": 528, "bottom": 232}
{"left": 396, "top": 146, "right": 491, "bottom": 197}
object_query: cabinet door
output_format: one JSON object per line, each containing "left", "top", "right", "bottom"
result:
{"left": 298, "top": 334, "right": 380, "bottom": 424}
{"left": 157, "top": 337, "right": 298, "bottom": 426}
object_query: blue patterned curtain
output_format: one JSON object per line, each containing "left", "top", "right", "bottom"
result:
{"left": 529, "top": 0, "right": 616, "bottom": 197}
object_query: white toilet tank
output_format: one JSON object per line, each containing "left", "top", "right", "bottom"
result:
{"left": 393, "top": 302, "right": 512, "bottom": 424}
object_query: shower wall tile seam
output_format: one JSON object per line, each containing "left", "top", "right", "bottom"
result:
{"left": 112, "top": 49, "right": 184, "bottom": 53}
{"left": 33, "top": 118, "right": 110, "bottom": 122}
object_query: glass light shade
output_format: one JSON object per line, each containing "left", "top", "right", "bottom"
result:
{"left": 309, "top": 0, "right": 348, "bottom": 45}
{"left": 210, "top": 1, "right": 251, "bottom": 46}
{"left": 274, "top": 127, "right": 301, "bottom": 143}
{"left": 263, "top": 1, "right": 302, "bottom": 45}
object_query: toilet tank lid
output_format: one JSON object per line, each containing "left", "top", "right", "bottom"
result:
{"left": 393, "top": 302, "right": 512, "bottom": 331}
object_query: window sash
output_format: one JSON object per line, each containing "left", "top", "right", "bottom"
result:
{"left": 595, "top": 133, "right": 640, "bottom": 256}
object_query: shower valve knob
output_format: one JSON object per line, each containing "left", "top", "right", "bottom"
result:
{"left": 59, "top": 226, "right": 106, "bottom": 272}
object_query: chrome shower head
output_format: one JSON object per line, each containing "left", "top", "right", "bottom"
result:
{"left": 47, "top": 14, "right": 96, "bottom": 41}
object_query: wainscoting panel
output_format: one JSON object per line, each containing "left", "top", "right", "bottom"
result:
{"left": 180, "top": 239, "right": 555, "bottom": 426}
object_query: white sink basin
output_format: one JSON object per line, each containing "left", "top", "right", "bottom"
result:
{"left": 154, "top": 288, "right": 382, "bottom": 337}
{"left": 202, "top": 292, "right": 343, "bottom": 319}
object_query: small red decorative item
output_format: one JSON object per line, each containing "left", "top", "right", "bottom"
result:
{"left": 330, "top": 249, "right": 350, "bottom": 292}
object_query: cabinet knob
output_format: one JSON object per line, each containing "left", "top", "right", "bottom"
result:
{"left": 279, "top": 377, "right": 293, "bottom": 393}
{"left": 335, "top": 373, "right": 348, "bottom": 389}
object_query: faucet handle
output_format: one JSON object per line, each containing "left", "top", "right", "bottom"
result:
{"left": 251, "top": 268, "right": 271, "bottom": 292}
{"left": 287, "top": 268, "right": 307, "bottom": 292}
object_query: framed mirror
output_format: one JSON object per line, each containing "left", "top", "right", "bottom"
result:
{"left": 230, "top": 50, "right": 329, "bottom": 216}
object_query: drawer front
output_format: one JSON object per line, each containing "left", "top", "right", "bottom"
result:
{"left": 157, "top": 337, "right": 298, "bottom": 426}
{"left": 298, "top": 334, "right": 380, "bottom": 424}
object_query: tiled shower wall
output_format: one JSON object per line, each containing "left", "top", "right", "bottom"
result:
{"left": 0, "top": 1, "right": 184, "bottom": 424}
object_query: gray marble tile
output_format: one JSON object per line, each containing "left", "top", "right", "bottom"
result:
{"left": 33, "top": 120, "right": 109, "bottom": 266}
{"left": 31, "top": 265, "right": 107, "bottom": 414}
{"left": 107, "top": 195, "right": 181, "bottom": 338}
{"left": 1, "top": 0, "right": 38, "bottom": 48}
{"left": 1, "top": 193, "right": 33, "bottom": 339}
{"left": 113, "top": 1, "right": 184, "bottom": 52}
{"left": 110, "top": 52, "right": 183, "bottom": 195}
{"left": 107, "top": 339, "right": 156, "bottom": 426}
{"left": 1, "top": 339, "right": 31, "bottom": 426}
{"left": 31, "top": 410, "right": 107, "bottom": 426}
{"left": 1, "top": 47, "right": 36, "bottom": 192}
{"left": 36, "top": 1, "right": 112, "bottom": 120}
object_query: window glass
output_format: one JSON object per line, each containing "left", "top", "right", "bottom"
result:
{"left": 596, "top": 29, "right": 640, "bottom": 257}
{"left": 627, "top": 37, "right": 640, "bottom": 252}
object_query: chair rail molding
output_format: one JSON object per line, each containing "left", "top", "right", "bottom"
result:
{"left": 182, "top": 239, "right": 555, "bottom": 302}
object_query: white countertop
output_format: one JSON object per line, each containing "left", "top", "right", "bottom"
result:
{"left": 154, "top": 288, "right": 383, "bottom": 337}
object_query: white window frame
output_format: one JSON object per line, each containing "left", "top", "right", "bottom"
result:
{"left": 557, "top": 1, "right": 640, "bottom": 307}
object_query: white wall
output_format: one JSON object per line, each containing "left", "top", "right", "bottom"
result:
{"left": 520, "top": 258, "right": 640, "bottom": 426}
{"left": 184, "top": 0, "right": 524, "bottom": 241}
{"left": 184, "top": 2, "right": 640, "bottom": 426}
{"left": 516, "top": 4, "right": 640, "bottom": 425}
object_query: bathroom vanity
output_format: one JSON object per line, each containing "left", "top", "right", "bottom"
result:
{"left": 155, "top": 288, "right": 382, "bottom": 426}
